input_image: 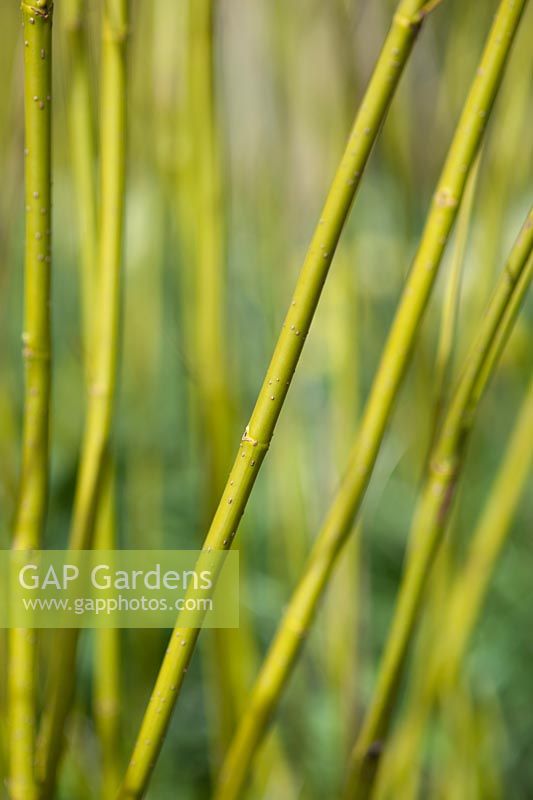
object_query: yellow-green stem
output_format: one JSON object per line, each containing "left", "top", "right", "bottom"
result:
{"left": 63, "top": 0, "right": 97, "bottom": 371}
{"left": 117, "top": 1, "right": 431, "bottom": 796}
{"left": 474, "top": 251, "right": 533, "bottom": 403}
{"left": 185, "top": 0, "right": 239, "bottom": 765}
{"left": 439, "top": 375, "right": 533, "bottom": 689}
{"left": 374, "top": 376, "right": 533, "bottom": 800}
{"left": 344, "top": 205, "right": 533, "bottom": 799}
{"left": 94, "top": 462, "right": 121, "bottom": 799}
{"left": 63, "top": 1, "right": 122, "bottom": 792}
{"left": 431, "top": 150, "right": 481, "bottom": 439}
{"left": 35, "top": 1, "right": 128, "bottom": 796}
{"left": 9, "top": 2, "right": 53, "bottom": 798}
{"left": 381, "top": 150, "right": 481, "bottom": 798}
{"left": 215, "top": 4, "right": 526, "bottom": 798}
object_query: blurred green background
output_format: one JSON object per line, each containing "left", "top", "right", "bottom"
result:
{"left": 0, "top": 0, "right": 532, "bottom": 797}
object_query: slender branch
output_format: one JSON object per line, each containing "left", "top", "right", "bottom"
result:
{"left": 187, "top": 0, "right": 236, "bottom": 765}
{"left": 35, "top": 1, "right": 128, "bottom": 796}
{"left": 62, "top": 2, "right": 122, "bottom": 793}
{"left": 116, "top": 0, "right": 432, "bottom": 796}
{"left": 374, "top": 155, "right": 481, "bottom": 800}
{"left": 94, "top": 462, "right": 121, "bottom": 799}
{"left": 474, "top": 251, "right": 533, "bottom": 403}
{"left": 213, "top": 3, "right": 526, "bottom": 798}
{"left": 440, "top": 375, "right": 533, "bottom": 689}
{"left": 9, "top": 2, "right": 53, "bottom": 798}
{"left": 374, "top": 375, "right": 533, "bottom": 800}
{"left": 416, "top": 0, "right": 446, "bottom": 20}
{"left": 344, "top": 204, "right": 533, "bottom": 799}
{"left": 431, "top": 150, "right": 481, "bottom": 444}
{"left": 63, "top": 0, "right": 97, "bottom": 373}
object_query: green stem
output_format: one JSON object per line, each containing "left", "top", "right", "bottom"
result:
{"left": 117, "top": 1, "right": 431, "bottom": 796}
{"left": 374, "top": 375, "right": 533, "bottom": 800}
{"left": 431, "top": 150, "right": 481, "bottom": 441}
{"left": 474, "top": 250, "right": 533, "bottom": 403}
{"left": 344, "top": 204, "right": 533, "bottom": 799}
{"left": 324, "top": 252, "right": 362, "bottom": 750}
{"left": 214, "top": 3, "right": 526, "bottom": 798}
{"left": 63, "top": 0, "right": 97, "bottom": 371}
{"left": 35, "top": 1, "right": 128, "bottom": 796}
{"left": 379, "top": 151, "right": 481, "bottom": 800}
{"left": 9, "top": 2, "right": 53, "bottom": 798}
{"left": 186, "top": 0, "right": 237, "bottom": 766}
{"left": 190, "top": 0, "right": 229, "bottom": 499}
{"left": 62, "top": 2, "right": 122, "bottom": 793}
{"left": 94, "top": 462, "right": 121, "bottom": 799}
{"left": 440, "top": 375, "right": 533, "bottom": 689}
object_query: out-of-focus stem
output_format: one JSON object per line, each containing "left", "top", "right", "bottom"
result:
{"left": 63, "top": 0, "right": 97, "bottom": 371}
{"left": 35, "top": 1, "right": 128, "bottom": 796}
{"left": 432, "top": 150, "right": 481, "bottom": 438}
{"left": 186, "top": 0, "right": 235, "bottom": 763}
{"left": 94, "top": 463, "right": 121, "bottom": 799}
{"left": 62, "top": 2, "right": 121, "bottom": 793}
{"left": 379, "top": 154, "right": 481, "bottom": 797}
{"left": 345, "top": 205, "right": 533, "bottom": 799}
{"left": 374, "top": 376, "right": 533, "bottom": 800}
{"left": 9, "top": 2, "right": 53, "bottom": 798}
{"left": 439, "top": 375, "right": 533, "bottom": 687}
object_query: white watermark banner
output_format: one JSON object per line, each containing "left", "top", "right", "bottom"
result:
{"left": 0, "top": 550, "right": 239, "bottom": 628}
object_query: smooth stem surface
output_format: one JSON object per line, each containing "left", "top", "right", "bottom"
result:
{"left": 344, "top": 205, "right": 533, "bottom": 799}
{"left": 117, "top": 0, "right": 429, "bottom": 796}
{"left": 374, "top": 376, "right": 533, "bottom": 800}
{"left": 94, "top": 462, "right": 121, "bottom": 799}
{"left": 187, "top": 0, "right": 238, "bottom": 764}
{"left": 63, "top": 2, "right": 121, "bottom": 794}
{"left": 186, "top": 5, "right": 290, "bottom": 784}
{"left": 191, "top": 0, "right": 229, "bottom": 506}
{"left": 432, "top": 150, "right": 481, "bottom": 438}
{"left": 474, "top": 251, "right": 533, "bottom": 403}
{"left": 438, "top": 376, "right": 533, "bottom": 687}
{"left": 35, "top": 1, "right": 128, "bottom": 796}
{"left": 215, "top": 3, "right": 526, "bottom": 798}
{"left": 63, "top": 0, "right": 97, "bottom": 372}
{"left": 9, "top": 3, "right": 53, "bottom": 799}
{"left": 376, "top": 157, "right": 481, "bottom": 797}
